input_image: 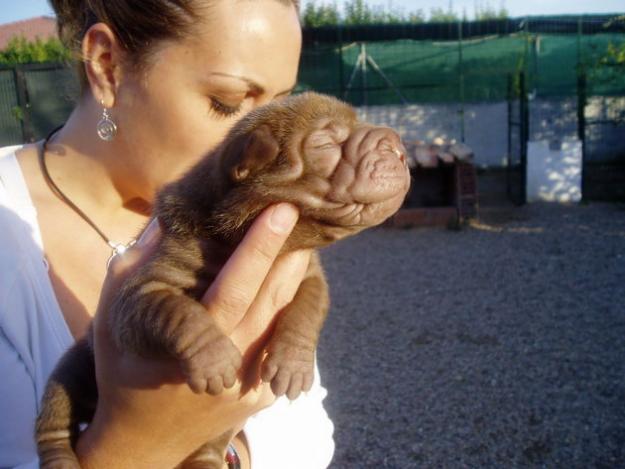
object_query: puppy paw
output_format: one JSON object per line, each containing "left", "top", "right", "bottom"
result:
{"left": 41, "top": 461, "right": 81, "bottom": 469}
{"left": 180, "top": 333, "right": 242, "bottom": 395}
{"left": 39, "top": 445, "right": 80, "bottom": 469}
{"left": 261, "top": 342, "right": 315, "bottom": 400}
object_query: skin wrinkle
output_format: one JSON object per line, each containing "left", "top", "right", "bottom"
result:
{"left": 304, "top": 123, "right": 404, "bottom": 224}
{"left": 350, "top": 131, "right": 407, "bottom": 203}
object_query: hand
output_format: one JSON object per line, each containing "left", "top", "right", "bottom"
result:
{"left": 75, "top": 203, "right": 311, "bottom": 469}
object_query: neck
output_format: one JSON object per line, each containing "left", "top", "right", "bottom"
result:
{"left": 42, "top": 98, "right": 150, "bottom": 241}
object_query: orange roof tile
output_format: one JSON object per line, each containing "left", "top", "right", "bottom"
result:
{"left": 0, "top": 16, "right": 57, "bottom": 49}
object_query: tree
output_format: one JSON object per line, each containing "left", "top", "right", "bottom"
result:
{"left": 344, "top": 0, "right": 375, "bottom": 25}
{"left": 429, "top": 7, "right": 459, "bottom": 23}
{"left": 408, "top": 11, "right": 426, "bottom": 23}
{"left": 0, "top": 36, "right": 70, "bottom": 65}
{"left": 301, "top": 0, "right": 425, "bottom": 26}
{"left": 302, "top": 2, "right": 340, "bottom": 27}
{"left": 600, "top": 16, "right": 625, "bottom": 67}
{"left": 588, "top": 16, "right": 625, "bottom": 124}
{"left": 475, "top": 0, "right": 509, "bottom": 20}
{"left": 603, "top": 42, "right": 625, "bottom": 66}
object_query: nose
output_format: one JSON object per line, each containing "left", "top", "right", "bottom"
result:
{"left": 344, "top": 125, "right": 406, "bottom": 167}
{"left": 393, "top": 147, "right": 407, "bottom": 166}
{"left": 376, "top": 128, "right": 407, "bottom": 167}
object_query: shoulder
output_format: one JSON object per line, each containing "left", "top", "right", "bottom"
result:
{"left": 0, "top": 200, "right": 48, "bottom": 341}
{"left": 0, "top": 144, "right": 33, "bottom": 218}
{"left": 0, "top": 144, "right": 67, "bottom": 352}
{"left": 0, "top": 145, "right": 25, "bottom": 178}
{"left": 0, "top": 145, "right": 41, "bottom": 278}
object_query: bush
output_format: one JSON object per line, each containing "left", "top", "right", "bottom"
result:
{"left": 301, "top": 0, "right": 427, "bottom": 27}
{"left": 301, "top": 0, "right": 506, "bottom": 27}
{"left": 0, "top": 36, "right": 71, "bottom": 65}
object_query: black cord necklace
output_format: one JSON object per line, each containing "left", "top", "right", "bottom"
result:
{"left": 38, "top": 125, "right": 135, "bottom": 266}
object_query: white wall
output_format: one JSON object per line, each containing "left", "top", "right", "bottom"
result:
{"left": 527, "top": 139, "right": 582, "bottom": 203}
{"left": 356, "top": 102, "right": 508, "bottom": 168}
{"left": 356, "top": 96, "right": 624, "bottom": 169}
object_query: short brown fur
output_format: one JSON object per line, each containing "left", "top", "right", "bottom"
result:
{"left": 36, "top": 92, "right": 410, "bottom": 468}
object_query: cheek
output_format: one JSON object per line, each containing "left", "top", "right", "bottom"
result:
{"left": 119, "top": 81, "right": 237, "bottom": 180}
{"left": 306, "top": 147, "right": 343, "bottom": 178}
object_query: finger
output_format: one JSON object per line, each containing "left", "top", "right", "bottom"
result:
{"left": 234, "top": 249, "right": 311, "bottom": 346}
{"left": 202, "top": 203, "right": 299, "bottom": 334}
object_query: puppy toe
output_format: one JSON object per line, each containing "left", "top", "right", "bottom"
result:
{"left": 270, "top": 368, "right": 292, "bottom": 397}
{"left": 206, "top": 376, "right": 224, "bottom": 395}
{"left": 286, "top": 373, "right": 304, "bottom": 401}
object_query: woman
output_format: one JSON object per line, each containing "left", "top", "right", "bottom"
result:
{"left": 0, "top": 0, "right": 335, "bottom": 467}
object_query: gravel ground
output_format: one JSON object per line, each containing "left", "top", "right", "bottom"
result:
{"left": 317, "top": 202, "right": 625, "bottom": 469}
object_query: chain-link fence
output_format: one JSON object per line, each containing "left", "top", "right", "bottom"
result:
{"left": 0, "top": 68, "right": 23, "bottom": 145}
{"left": 296, "top": 14, "right": 625, "bottom": 202}
{"left": 299, "top": 15, "right": 625, "bottom": 100}
{"left": 0, "top": 63, "right": 78, "bottom": 145}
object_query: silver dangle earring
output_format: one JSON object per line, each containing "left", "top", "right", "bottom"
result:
{"left": 97, "top": 100, "right": 117, "bottom": 141}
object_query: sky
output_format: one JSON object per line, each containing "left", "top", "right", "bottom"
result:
{"left": 0, "top": 0, "right": 623, "bottom": 25}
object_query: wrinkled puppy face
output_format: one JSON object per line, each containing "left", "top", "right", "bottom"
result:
{"left": 220, "top": 92, "right": 410, "bottom": 247}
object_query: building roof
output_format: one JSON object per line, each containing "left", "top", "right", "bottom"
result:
{"left": 0, "top": 16, "right": 57, "bottom": 49}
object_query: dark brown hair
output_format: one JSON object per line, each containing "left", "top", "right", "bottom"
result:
{"left": 49, "top": 0, "right": 299, "bottom": 89}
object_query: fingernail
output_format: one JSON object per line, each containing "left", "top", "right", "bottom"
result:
{"left": 269, "top": 204, "right": 298, "bottom": 234}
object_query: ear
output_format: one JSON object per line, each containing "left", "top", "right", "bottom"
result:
{"left": 231, "top": 125, "right": 280, "bottom": 181}
{"left": 82, "top": 23, "right": 124, "bottom": 107}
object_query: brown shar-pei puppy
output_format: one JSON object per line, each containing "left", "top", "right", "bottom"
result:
{"left": 36, "top": 92, "right": 410, "bottom": 468}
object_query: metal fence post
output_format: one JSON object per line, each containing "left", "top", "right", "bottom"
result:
{"left": 338, "top": 25, "right": 344, "bottom": 99}
{"left": 576, "top": 18, "right": 587, "bottom": 201}
{"left": 458, "top": 19, "right": 466, "bottom": 143}
{"left": 361, "top": 43, "right": 367, "bottom": 106}
{"left": 12, "top": 65, "right": 34, "bottom": 143}
{"left": 506, "top": 73, "right": 513, "bottom": 201}
{"left": 577, "top": 71, "right": 587, "bottom": 200}
{"left": 520, "top": 71, "right": 528, "bottom": 205}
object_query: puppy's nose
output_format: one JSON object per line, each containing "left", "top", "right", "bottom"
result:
{"left": 396, "top": 138, "right": 408, "bottom": 168}
{"left": 393, "top": 147, "right": 407, "bottom": 167}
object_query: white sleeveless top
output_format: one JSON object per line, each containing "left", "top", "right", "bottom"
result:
{"left": 0, "top": 146, "right": 334, "bottom": 469}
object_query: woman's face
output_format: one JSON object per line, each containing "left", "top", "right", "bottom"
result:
{"left": 113, "top": 0, "right": 302, "bottom": 202}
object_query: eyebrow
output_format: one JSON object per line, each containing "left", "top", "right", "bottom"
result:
{"left": 208, "top": 72, "right": 295, "bottom": 97}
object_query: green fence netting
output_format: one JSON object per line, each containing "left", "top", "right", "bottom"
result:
{"left": 0, "top": 14, "right": 623, "bottom": 146}
{"left": 0, "top": 69, "right": 22, "bottom": 145}
{"left": 297, "top": 35, "right": 528, "bottom": 104}
{"left": 297, "top": 29, "right": 625, "bottom": 104}
{"left": 23, "top": 66, "right": 78, "bottom": 139}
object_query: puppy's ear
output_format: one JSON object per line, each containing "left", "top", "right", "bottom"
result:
{"left": 231, "top": 125, "right": 280, "bottom": 181}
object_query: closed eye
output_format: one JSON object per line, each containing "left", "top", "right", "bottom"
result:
{"left": 378, "top": 140, "right": 395, "bottom": 152}
{"left": 210, "top": 97, "right": 243, "bottom": 117}
{"left": 313, "top": 142, "right": 337, "bottom": 150}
